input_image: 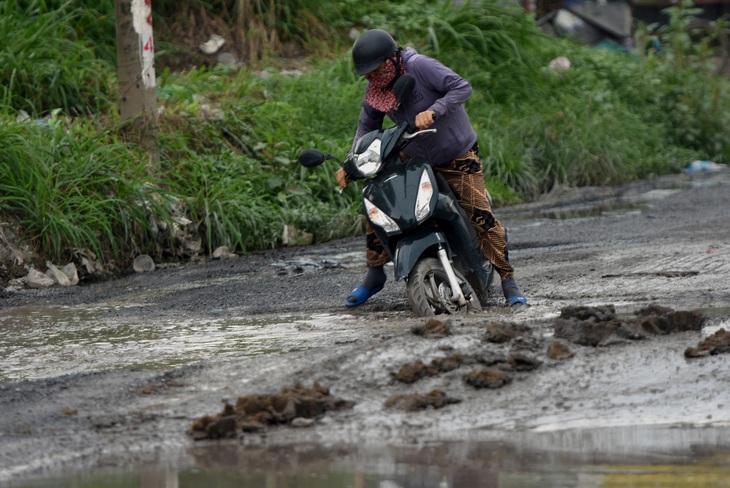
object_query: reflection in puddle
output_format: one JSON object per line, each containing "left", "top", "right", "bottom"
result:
{"left": 7, "top": 426, "right": 730, "bottom": 487}
{"left": 0, "top": 306, "right": 347, "bottom": 383}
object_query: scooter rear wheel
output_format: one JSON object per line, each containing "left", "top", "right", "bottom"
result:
{"left": 407, "top": 257, "right": 482, "bottom": 317}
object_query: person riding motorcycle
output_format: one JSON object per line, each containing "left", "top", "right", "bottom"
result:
{"left": 336, "top": 29, "right": 528, "bottom": 308}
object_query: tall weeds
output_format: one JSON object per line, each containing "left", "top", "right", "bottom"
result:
{"left": 0, "top": 121, "right": 169, "bottom": 265}
{"left": 0, "top": 0, "right": 114, "bottom": 115}
{"left": 633, "top": 0, "right": 730, "bottom": 158}
{"left": 1, "top": 0, "right": 729, "bottom": 275}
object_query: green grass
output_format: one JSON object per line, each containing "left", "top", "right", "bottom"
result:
{"left": 156, "top": 62, "right": 365, "bottom": 254}
{"left": 0, "top": 0, "right": 115, "bottom": 115}
{"left": 1, "top": 0, "right": 729, "bottom": 276}
{"left": 0, "top": 120, "right": 171, "bottom": 267}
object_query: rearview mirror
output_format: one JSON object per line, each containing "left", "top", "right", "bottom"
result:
{"left": 393, "top": 73, "right": 416, "bottom": 105}
{"left": 298, "top": 149, "right": 334, "bottom": 168}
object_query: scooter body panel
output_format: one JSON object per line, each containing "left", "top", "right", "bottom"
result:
{"left": 363, "top": 158, "right": 492, "bottom": 295}
{"left": 392, "top": 229, "right": 448, "bottom": 281}
{"left": 362, "top": 160, "right": 438, "bottom": 231}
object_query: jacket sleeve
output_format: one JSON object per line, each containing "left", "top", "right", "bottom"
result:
{"left": 349, "top": 96, "right": 386, "bottom": 155}
{"left": 411, "top": 54, "right": 472, "bottom": 118}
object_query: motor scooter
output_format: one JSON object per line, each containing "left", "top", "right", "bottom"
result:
{"left": 298, "top": 74, "right": 493, "bottom": 316}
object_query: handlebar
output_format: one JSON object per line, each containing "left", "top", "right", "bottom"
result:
{"left": 402, "top": 128, "right": 437, "bottom": 141}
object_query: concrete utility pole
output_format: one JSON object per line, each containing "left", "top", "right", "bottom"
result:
{"left": 115, "top": 0, "right": 160, "bottom": 165}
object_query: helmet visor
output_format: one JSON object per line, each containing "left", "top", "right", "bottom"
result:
{"left": 355, "top": 58, "right": 385, "bottom": 76}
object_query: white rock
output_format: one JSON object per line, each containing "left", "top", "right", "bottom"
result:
{"left": 25, "top": 268, "right": 56, "bottom": 288}
{"left": 133, "top": 254, "right": 156, "bottom": 273}
{"left": 290, "top": 417, "right": 315, "bottom": 428}
{"left": 62, "top": 262, "right": 80, "bottom": 285}
{"left": 199, "top": 34, "right": 225, "bottom": 54}
{"left": 212, "top": 246, "right": 236, "bottom": 259}
{"left": 45, "top": 262, "right": 71, "bottom": 286}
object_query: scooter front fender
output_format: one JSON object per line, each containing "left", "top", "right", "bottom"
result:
{"left": 393, "top": 229, "right": 448, "bottom": 281}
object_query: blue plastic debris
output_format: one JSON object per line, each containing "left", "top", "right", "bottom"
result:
{"left": 683, "top": 160, "right": 720, "bottom": 173}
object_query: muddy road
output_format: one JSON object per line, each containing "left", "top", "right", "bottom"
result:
{"left": 1, "top": 169, "right": 729, "bottom": 485}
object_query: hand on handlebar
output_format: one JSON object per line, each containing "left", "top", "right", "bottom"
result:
{"left": 415, "top": 110, "right": 436, "bottom": 131}
{"left": 336, "top": 167, "right": 349, "bottom": 189}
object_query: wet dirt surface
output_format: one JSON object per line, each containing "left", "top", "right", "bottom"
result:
{"left": 1, "top": 169, "right": 730, "bottom": 485}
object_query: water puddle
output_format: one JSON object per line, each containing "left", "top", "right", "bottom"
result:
{"left": 689, "top": 170, "right": 730, "bottom": 188}
{"left": 514, "top": 202, "right": 647, "bottom": 221}
{"left": 3, "top": 303, "right": 728, "bottom": 384}
{"left": 6, "top": 426, "right": 730, "bottom": 487}
{"left": 0, "top": 306, "right": 354, "bottom": 383}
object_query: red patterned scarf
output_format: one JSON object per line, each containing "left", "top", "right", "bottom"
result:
{"left": 365, "top": 56, "right": 406, "bottom": 113}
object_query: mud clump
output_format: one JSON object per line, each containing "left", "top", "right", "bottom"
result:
{"left": 546, "top": 341, "right": 574, "bottom": 360}
{"left": 554, "top": 304, "right": 707, "bottom": 347}
{"left": 392, "top": 351, "right": 533, "bottom": 384}
{"left": 392, "top": 354, "right": 467, "bottom": 383}
{"left": 561, "top": 304, "right": 617, "bottom": 322}
{"left": 385, "top": 389, "right": 461, "bottom": 412}
{"left": 464, "top": 368, "right": 511, "bottom": 389}
{"left": 482, "top": 321, "right": 532, "bottom": 344}
{"left": 685, "top": 328, "right": 730, "bottom": 358}
{"left": 189, "top": 403, "right": 237, "bottom": 440}
{"left": 473, "top": 353, "right": 510, "bottom": 367}
{"left": 411, "top": 318, "right": 452, "bottom": 338}
{"left": 555, "top": 304, "right": 638, "bottom": 347}
{"left": 508, "top": 352, "right": 542, "bottom": 371}
{"left": 188, "top": 382, "right": 354, "bottom": 440}
{"left": 634, "top": 304, "right": 706, "bottom": 334}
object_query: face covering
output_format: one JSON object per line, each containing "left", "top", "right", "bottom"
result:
{"left": 365, "top": 56, "right": 406, "bottom": 113}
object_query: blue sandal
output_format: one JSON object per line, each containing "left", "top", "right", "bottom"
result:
{"left": 345, "top": 285, "right": 384, "bottom": 307}
{"left": 506, "top": 295, "right": 527, "bottom": 306}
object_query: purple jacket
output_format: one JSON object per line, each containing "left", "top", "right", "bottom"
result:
{"left": 351, "top": 47, "right": 478, "bottom": 166}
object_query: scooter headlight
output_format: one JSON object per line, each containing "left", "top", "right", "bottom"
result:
{"left": 364, "top": 197, "right": 400, "bottom": 234}
{"left": 354, "top": 139, "right": 382, "bottom": 176}
{"left": 414, "top": 170, "right": 434, "bottom": 222}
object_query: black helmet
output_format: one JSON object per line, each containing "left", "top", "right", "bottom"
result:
{"left": 352, "top": 29, "right": 397, "bottom": 75}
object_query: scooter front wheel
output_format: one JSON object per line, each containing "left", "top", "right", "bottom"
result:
{"left": 407, "top": 257, "right": 482, "bottom": 317}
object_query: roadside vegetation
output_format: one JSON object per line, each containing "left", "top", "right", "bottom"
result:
{"left": 1, "top": 0, "right": 728, "bottom": 279}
